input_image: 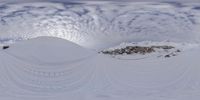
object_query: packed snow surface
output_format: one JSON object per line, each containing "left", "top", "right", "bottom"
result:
{"left": 0, "top": 37, "right": 200, "bottom": 100}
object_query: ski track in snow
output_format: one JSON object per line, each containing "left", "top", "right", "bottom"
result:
{"left": 0, "top": 1, "right": 200, "bottom": 49}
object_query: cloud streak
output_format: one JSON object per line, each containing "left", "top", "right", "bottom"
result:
{"left": 0, "top": 0, "right": 200, "bottom": 3}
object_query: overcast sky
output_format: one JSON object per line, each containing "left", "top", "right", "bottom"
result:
{"left": 1, "top": 0, "right": 200, "bottom": 3}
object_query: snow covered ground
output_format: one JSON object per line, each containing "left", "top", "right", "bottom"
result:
{"left": 0, "top": 1, "right": 200, "bottom": 100}
{"left": 0, "top": 36, "right": 200, "bottom": 100}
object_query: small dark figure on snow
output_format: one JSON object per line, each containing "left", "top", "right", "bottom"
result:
{"left": 2, "top": 46, "right": 9, "bottom": 50}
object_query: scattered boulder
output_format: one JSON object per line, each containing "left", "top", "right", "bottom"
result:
{"left": 165, "top": 55, "right": 171, "bottom": 58}
{"left": 2, "top": 46, "right": 9, "bottom": 50}
{"left": 164, "top": 51, "right": 179, "bottom": 58}
{"left": 176, "top": 49, "right": 181, "bottom": 52}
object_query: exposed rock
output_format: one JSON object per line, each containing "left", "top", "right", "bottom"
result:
{"left": 176, "top": 49, "right": 181, "bottom": 52}
{"left": 2, "top": 46, "right": 9, "bottom": 50}
{"left": 102, "top": 46, "right": 156, "bottom": 55}
{"left": 152, "top": 46, "right": 174, "bottom": 49}
{"left": 101, "top": 45, "right": 181, "bottom": 58}
{"left": 165, "top": 55, "right": 171, "bottom": 58}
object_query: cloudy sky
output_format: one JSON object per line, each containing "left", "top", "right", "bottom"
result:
{"left": 0, "top": 0, "right": 200, "bottom": 3}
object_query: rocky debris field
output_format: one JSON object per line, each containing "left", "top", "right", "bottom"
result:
{"left": 101, "top": 45, "right": 181, "bottom": 58}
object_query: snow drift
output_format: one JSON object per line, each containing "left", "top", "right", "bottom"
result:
{"left": 4, "top": 37, "right": 94, "bottom": 64}
{"left": 0, "top": 37, "right": 96, "bottom": 95}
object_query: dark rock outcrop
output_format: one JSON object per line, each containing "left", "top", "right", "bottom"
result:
{"left": 2, "top": 46, "right": 9, "bottom": 50}
{"left": 101, "top": 45, "right": 179, "bottom": 57}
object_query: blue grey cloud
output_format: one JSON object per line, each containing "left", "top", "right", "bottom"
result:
{"left": 0, "top": 0, "right": 200, "bottom": 3}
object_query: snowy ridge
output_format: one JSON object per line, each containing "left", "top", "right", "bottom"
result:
{"left": 100, "top": 41, "right": 199, "bottom": 61}
{"left": 0, "top": 1, "right": 200, "bottom": 49}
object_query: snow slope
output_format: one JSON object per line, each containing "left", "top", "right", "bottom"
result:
{"left": 0, "top": 36, "right": 200, "bottom": 100}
